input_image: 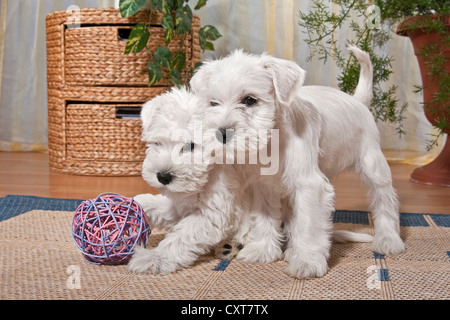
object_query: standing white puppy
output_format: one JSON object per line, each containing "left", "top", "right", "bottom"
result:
{"left": 190, "top": 47, "right": 405, "bottom": 278}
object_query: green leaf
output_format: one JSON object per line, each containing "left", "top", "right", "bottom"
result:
{"left": 175, "top": 5, "right": 192, "bottom": 35}
{"left": 175, "top": 0, "right": 188, "bottom": 9}
{"left": 172, "top": 51, "right": 186, "bottom": 72}
{"left": 164, "top": 28, "right": 174, "bottom": 45}
{"left": 161, "top": 14, "right": 175, "bottom": 45}
{"left": 204, "top": 41, "right": 214, "bottom": 51}
{"left": 152, "top": 0, "right": 174, "bottom": 15}
{"left": 199, "top": 28, "right": 206, "bottom": 50}
{"left": 161, "top": 13, "right": 175, "bottom": 30}
{"left": 199, "top": 25, "right": 221, "bottom": 51}
{"left": 171, "top": 68, "right": 182, "bottom": 87}
{"left": 148, "top": 61, "right": 162, "bottom": 86}
{"left": 124, "top": 24, "right": 150, "bottom": 54}
{"left": 154, "top": 46, "right": 172, "bottom": 69}
{"left": 119, "top": 0, "right": 147, "bottom": 17}
{"left": 194, "top": 0, "right": 207, "bottom": 10}
{"left": 201, "top": 25, "right": 222, "bottom": 40}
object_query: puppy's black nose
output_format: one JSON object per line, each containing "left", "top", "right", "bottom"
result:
{"left": 157, "top": 172, "right": 173, "bottom": 185}
{"left": 215, "top": 128, "right": 234, "bottom": 144}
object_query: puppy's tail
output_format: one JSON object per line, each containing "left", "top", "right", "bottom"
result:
{"left": 332, "top": 230, "right": 373, "bottom": 243}
{"left": 348, "top": 45, "right": 373, "bottom": 108}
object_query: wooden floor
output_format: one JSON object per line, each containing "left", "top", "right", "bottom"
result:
{"left": 0, "top": 152, "right": 448, "bottom": 214}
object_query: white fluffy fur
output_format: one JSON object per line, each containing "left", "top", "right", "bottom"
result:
{"left": 189, "top": 47, "right": 405, "bottom": 278}
{"left": 128, "top": 88, "right": 251, "bottom": 273}
{"left": 129, "top": 85, "right": 372, "bottom": 275}
{"left": 130, "top": 48, "right": 403, "bottom": 278}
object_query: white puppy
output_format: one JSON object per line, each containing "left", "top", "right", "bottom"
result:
{"left": 130, "top": 86, "right": 371, "bottom": 275}
{"left": 128, "top": 87, "right": 250, "bottom": 274}
{"left": 190, "top": 47, "right": 405, "bottom": 278}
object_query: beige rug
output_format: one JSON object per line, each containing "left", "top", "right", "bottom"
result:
{"left": 0, "top": 209, "right": 448, "bottom": 300}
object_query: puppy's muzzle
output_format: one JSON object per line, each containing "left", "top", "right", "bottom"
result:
{"left": 215, "top": 128, "right": 234, "bottom": 144}
{"left": 157, "top": 172, "right": 173, "bottom": 185}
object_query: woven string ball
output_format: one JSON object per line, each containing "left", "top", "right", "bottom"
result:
{"left": 72, "top": 193, "right": 151, "bottom": 265}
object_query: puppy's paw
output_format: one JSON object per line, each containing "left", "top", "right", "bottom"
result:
{"left": 283, "top": 248, "right": 329, "bottom": 279}
{"left": 133, "top": 194, "right": 156, "bottom": 212}
{"left": 215, "top": 241, "right": 243, "bottom": 260}
{"left": 128, "top": 246, "right": 178, "bottom": 274}
{"left": 236, "top": 240, "right": 283, "bottom": 264}
{"left": 372, "top": 233, "right": 405, "bottom": 256}
{"left": 133, "top": 194, "right": 169, "bottom": 216}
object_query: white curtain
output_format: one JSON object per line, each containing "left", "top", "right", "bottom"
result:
{"left": 0, "top": 0, "right": 443, "bottom": 163}
{"left": 0, "top": 0, "right": 115, "bottom": 152}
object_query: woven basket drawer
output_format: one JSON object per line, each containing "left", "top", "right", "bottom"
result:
{"left": 66, "top": 104, "right": 146, "bottom": 162}
{"left": 46, "top": 9, "right": 201, "bottom": 176}
{"left": 65, "top": 26, "right": 193, "bottom": 86}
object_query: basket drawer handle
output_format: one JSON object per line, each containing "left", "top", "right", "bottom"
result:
{"left": 118, "top": 28, "right": 132, "bottom": 41}
{"left": 116, "top": 107, "right": 141, "bottom": 119}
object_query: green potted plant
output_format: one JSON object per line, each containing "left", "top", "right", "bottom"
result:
{"left": 299, "top": 0, "right": 449, "bottom": 186}
{"left": 119, "top": 0, "right": 221, "bottom": 86}
{"left": 394, "top": 0, "right": 449, "bottom": 186}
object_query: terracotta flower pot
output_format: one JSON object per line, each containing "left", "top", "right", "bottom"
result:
{"left": 397, "top": 14, "right": 450, "bottom": 187}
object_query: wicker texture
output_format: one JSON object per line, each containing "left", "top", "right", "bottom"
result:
{"left": 66, "top": 104, "right": 146, "bottom": 162}
{"left": 1, "top": 208, "right": 449, "bottom": 300}
{"left": 46, "top": 9, "right": 201, "bottom": 176}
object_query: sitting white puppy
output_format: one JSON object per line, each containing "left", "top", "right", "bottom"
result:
{"left": 190, "top": 47, "right": 405, "bottom": 278}
{"left": 128, "top": 87, "right": 249, "bottom": 274}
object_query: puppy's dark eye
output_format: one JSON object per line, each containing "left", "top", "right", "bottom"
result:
{"left": 182, "top": 143, "right": 195, "bottom": 153}
{"left": 147, "top": 141, "right": 161, "bottom": 147}
{"left": 210, "top": 100, "right": 220, "bottom": 107}
{"left": 242, "top": 96, "right": 257, "bottom": 107}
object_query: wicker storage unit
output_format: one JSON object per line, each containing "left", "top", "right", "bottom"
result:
{"left": 46, "top": 9, "right": 201, "bottom": 176}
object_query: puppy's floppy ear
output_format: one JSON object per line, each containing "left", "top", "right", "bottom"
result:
{"left": 140, "top": 99, "right": 158, "bottom": 134}
{"left": 261, "top": 55, "right": 306, "bottom": 106}
{"left": 189, "top": 62, "right": 211, "bottom": 94}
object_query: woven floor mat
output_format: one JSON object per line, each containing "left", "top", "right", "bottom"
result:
{"left": 0, "top": 209, "right": 448, "bottom": 300}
